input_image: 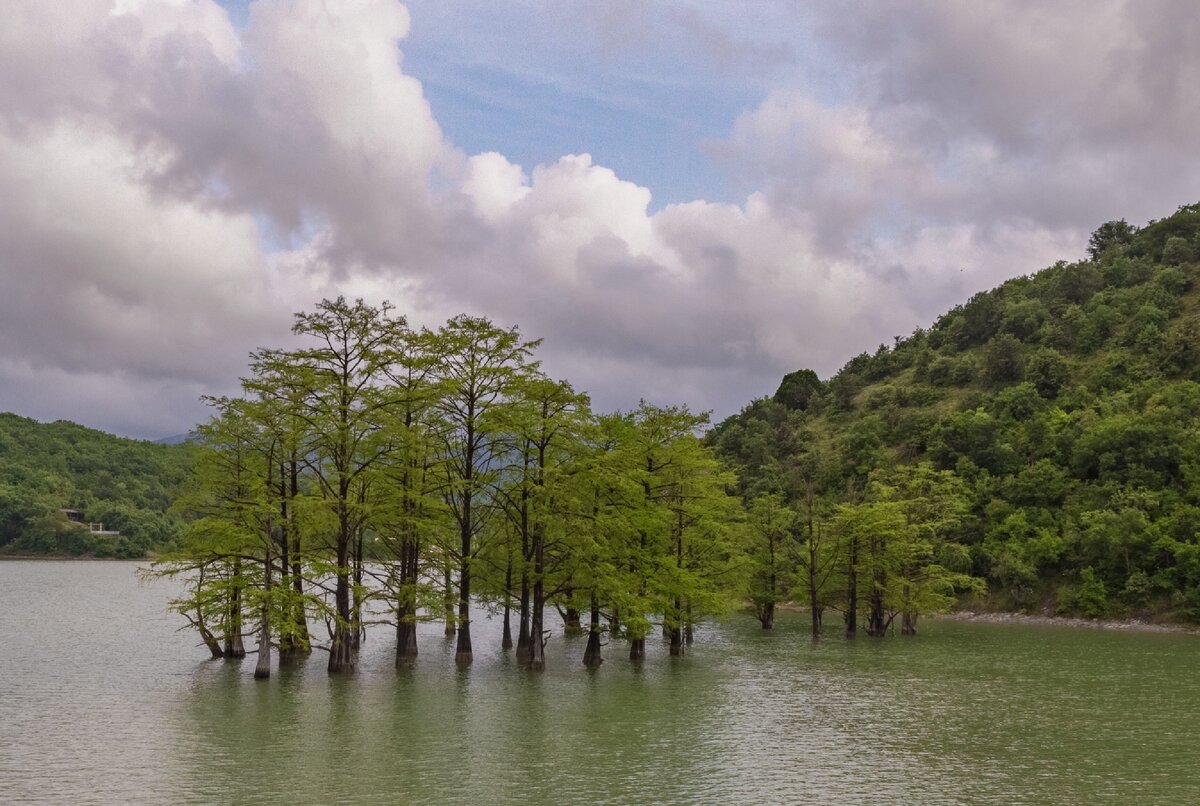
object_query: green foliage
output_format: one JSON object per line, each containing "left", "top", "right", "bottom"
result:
{"left": 1075, "top": 567, "right": 1108, "bottom": 618}
{"left": 981, "top": 333, "right": 1025, "bottom": 384}
{"left": 713, "top": 201, "right": 1200, "bottom": 625}
{"left": 1088, "top": 219, "right": 1137, "bottom": 261}
{"left": 0, "top": 413, "right": 190, "bottom": 556}
{"left": 774, "top": 368, "right": 822, "bottom": 411}
{"left": 1026, "top": 348, "right": 1070, "bottom": 398}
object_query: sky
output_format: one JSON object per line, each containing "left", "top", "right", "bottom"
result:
{"left": 2, "top": 1, "right": 1199, "bottom": 439}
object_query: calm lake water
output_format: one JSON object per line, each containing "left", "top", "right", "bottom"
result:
{"left": 2, "top": 560, "right": 1199, "bottom": 804}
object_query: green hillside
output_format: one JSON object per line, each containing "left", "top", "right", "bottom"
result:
{"left": 0, "top": 414, "right": 192, "bottom": 558}
{"left": 711, "top": 203, "right": 1200, "bottom": 622}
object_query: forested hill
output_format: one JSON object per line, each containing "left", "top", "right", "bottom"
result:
{"left": 710, "top": 203, "right": 1200, "bottom": 621}
{"left": 0, "top": 413, "right": 192, "bottom": 558}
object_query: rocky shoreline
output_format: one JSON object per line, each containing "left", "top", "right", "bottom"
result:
{"left": 940, "top": 610, "right": 1200, "bottom": 635}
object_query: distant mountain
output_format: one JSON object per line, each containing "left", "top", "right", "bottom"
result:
{"left": 0, "top": 413, "right": 194, "bottom": 557}
{"left": 154, "top": 432, "right": 196, "bottom": 446}
{"left": 711, "top": 202, "right": 1200, "bottom": 621}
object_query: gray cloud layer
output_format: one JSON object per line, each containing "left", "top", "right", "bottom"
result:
{"left": 1, "top": 0, "right": 1197, "bottom": 437}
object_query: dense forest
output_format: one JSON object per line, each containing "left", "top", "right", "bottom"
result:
{"left": 0, "top": 414, "right": 190, "bottom": 558}
{"left": 711, "top": 203, "right": 1200, "bottom": 625}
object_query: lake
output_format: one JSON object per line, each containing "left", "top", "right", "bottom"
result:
{"left": 2, "top": 560, "right": 1199, "bottom": 804}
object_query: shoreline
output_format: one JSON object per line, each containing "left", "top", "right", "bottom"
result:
{"left": 0, "top": 554, "right": 148, "bottom": 562}
{"left": 939, "top": 609, "right": 1200, "bottom": 635}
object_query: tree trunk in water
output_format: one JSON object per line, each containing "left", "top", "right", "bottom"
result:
{"left": 455, "top": 548, "right": 473, "bottom": 665}
{"left": 867, "top": 582, "right": 887, "bottom": 637}
{"left": 351, "top": 529, "right": 365, "bottom": 655}
{"left": 224, "top": 560, "right": 246, "bottom": 659}
{"left": 516, "top": 578, "right": 531, "bottom": 664}
{"left": 844, "top": 538, "right": 858, "bottom": 640}
{"left": 517, "top": 485, "right": 531, "bottom": 664}
{"left": 759, "top": 601, "right": 775, "bottom": 630}
{"left": 502, "top": 607, "right": 513, "bottom": 650}
{"left": 900, "top": 584, "right": 916, "bottom": 635}
{"left": 254, "top": 550, "right": 272, "bottom": 679}
{"left": 327, "top": 526, "right": 355, "bottom": 674}
{"left": 668, "top": 627, "right": 685, "bottom": 656}
{"left": 764, "top": 534, "right": 777, "bottom": 631}
{"left": 395, "top": 614, "right": 418, "bottom": 669}
{"left": 808, "top": 529, "right": 822, "bottom": 639}
{"left": 628, "top": 637, "right": 645, "bottom": 661}
{"left": 582, "top": 596, "right": 603, "bottom": 667}
{"left": 528, "top": 601, "right": 545, "bottom": 672}
{"left": 287, "top": 472, "right": 310, "bottom": 657}
{"left": 443, "top": 563, "right": 456, "bottom": 636}
{"left": 562, "top": 598, "right": 583, "bottom": 636}
{"left": 527, "top": 551, "right": 546, "bottom": 671}
{"left": 254, "top": 621, "right": 272, "bottom": 679}
{"left": 197, "top": 615, "right": 223, "bottom": 658}
{"left": 501, "top": 556, "right": 513, "bottom": 650}
{"left": 285, "top": 460, "right": 310, "bottom": 659}
{"left": 395, "top": 537, "right": 419, "bottom": 669}
{"left": 669, "top": 597, "right": 685, "bottom": 657}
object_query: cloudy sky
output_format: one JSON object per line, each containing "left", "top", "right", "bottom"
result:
{"left": 2, "top": 0, "right": 1199, "bottom": 439}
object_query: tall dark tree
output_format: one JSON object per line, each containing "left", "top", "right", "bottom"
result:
{"left": 432, "top": 315, "right": 540, "bottom": 666}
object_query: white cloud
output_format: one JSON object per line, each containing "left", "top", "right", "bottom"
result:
{"left": 1, "top": 0, "right": 1198, "bottom": 437}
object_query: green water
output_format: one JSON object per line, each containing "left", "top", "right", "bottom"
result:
{"left": 2, "top": 561, "right": 1198, "bottom": 804}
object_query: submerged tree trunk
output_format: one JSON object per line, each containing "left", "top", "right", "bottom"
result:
{"left": 224, "top": 559, "right": 246, "bottom": 659}
{"left": 516, "top": 577, "right": 531, "bottom": 664}
{"left": 327, "top": 513, "right": 355, "bottom": 674}
{"left": 527, "top": 529, "right": 546, "bottom": 671}
{"left": 528, "top": 596, "right": 545, "bottom": 671}
{"left": 628, "top": 636, "right": 645, "bottom": 661}
{"left": 561, "top": 586, "right": 582, "bottom": 636}
{"left": 443, "top": 563, "right": 456, "bottom": 636}
{"left": 844, "top": 537, "right": 858, "bottom": 640}
{"left": 900, "top": 584, "right": 917, "bottom": 636}
{"left": 254, "top": 549, "right": 272, "bottom": 680}
{"left": 582, "top": 595, "right": 603, "bottom": 668}
{"left": 191, "top": 602, "right": 224, "bottom": 659}
{"left": 502, "top": 556, "right": 514, "bottom": 650}
{"left": 668, "top": 511, "right": 686, "bottom": 656}
{"left": 866, "top": 532, "right": 887, "bottom": 637}
{"left": 516, "top": 485, "right": 532, "bottom": 664}
{"left": 351, "top": 527, "right": 365, "bottom": 654}
{"left": 668, "top": 597, "right": 685, "bottom": 657}
{"left": 758, "top": 601, "right": 776, "bottom": 630}
{"left": 395, "top": 536, "right": 419, "bottom": 669}
{"left": 867, "top": 572, "right": 887, "bottom": 638}
{"left": 285, "top": 458, "right": 310, "bottom": 658}
{"left": 198, "top": 619, "right": 224, "bottom": 659}
{"left": 278, "top": 459, "right": 309, "bottom": 662}
{"left": 808, "top": 521, "right": 822, "bottom": 639}
{"left": 455, "top": 518, "right": 473, "bottom": 665}
{"left": 192, "top": 567, "right": 224, "bottom": 659}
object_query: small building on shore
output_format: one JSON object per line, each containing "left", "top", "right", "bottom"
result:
{"left": 57, "top": 509, "right": 120, "bottom": 537}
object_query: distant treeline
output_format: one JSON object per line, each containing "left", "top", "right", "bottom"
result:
{"left": 0, "top": 414, "right": 191, "bottom": 558}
